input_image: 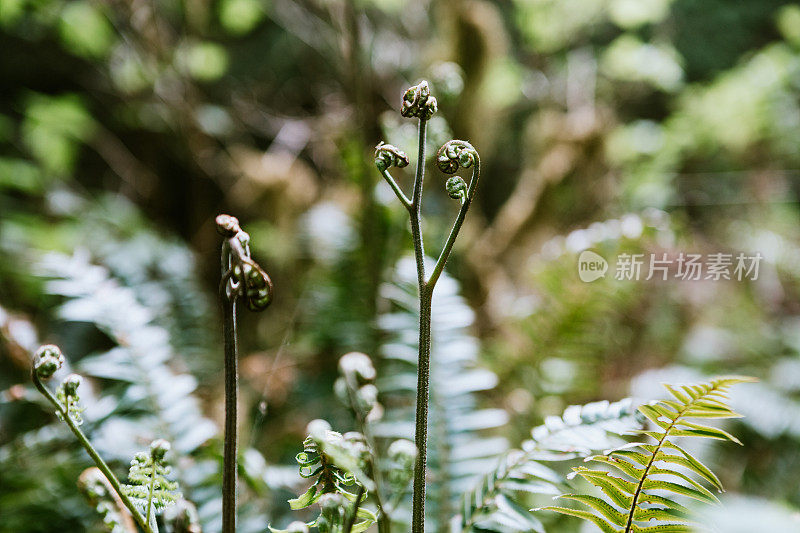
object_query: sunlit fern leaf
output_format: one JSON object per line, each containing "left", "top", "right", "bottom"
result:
{"left": 524, "top": 398, "right": 641, "bottom": 456}
{"left": 459, "top": 398, "right": 641, "bottom": 532}
{"left": 538, "top": 376, "right": 756, "bottom": 533}
{"left": 376, "top": 256, "right": 508, "bottom": 531}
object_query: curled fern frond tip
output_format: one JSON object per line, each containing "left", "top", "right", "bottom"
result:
{"left": 216, "top": 214, "right": 240, "bottom": 237}
{"left": 62, "top": 374, "right": 82, "bottom": 396}
{"left": 150, "top": 439, "right": 171, "bottom": 461}
{"left": 218, "top": 214, "right": 274, "bottom": 311}
{"left": 33, "top": 344, "right": 65, "bottom": 379}
{"left": 446, "top": 176, "right": 467, "bottom": 202}
{"left": 437, "top": 140, "right": 478, "bottom": 174}
{"left": 338, "top": 352, "right": 376, "bottom": 382}
{"left": 401, "top": 80, "right": 438, "bottom": 120}
{"left": 374, "top": 142, "right": 409, "bottom": 171}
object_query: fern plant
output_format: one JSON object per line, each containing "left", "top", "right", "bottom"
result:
{"left": 459, "top": 399, "right": 641, "bottom": 532}
{"left": 24, "top": 214, "right": 282, "bottom": 533}
{"left": 273, "top": 423, "right": 377, "bottom": 533}
{"left": 31, "top": 344, "right": 169, "bottom": 533}
{"left": 122, "top": 440, "right": 181, "bottom": 527}
{"left": 274, "top": 351, "right": 420, "bottom": 533}
{"left": 539, "top": 376, "right": 756, "bottom": 533}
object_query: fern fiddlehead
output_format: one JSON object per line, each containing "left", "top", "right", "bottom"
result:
{"left": 539, "top": 376, "right": 756, "bottom": 533}
{"left": 217, "top": 214, "right": 274, "bottom": 533}
{"left": 375, "top": 80, "right": 481, "bottom": 533}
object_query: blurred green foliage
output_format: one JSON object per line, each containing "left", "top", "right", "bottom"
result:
{"left": 3, "top": 0, "right": 800, "bottom": 530}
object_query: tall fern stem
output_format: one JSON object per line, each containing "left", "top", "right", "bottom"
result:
{"left": 221, "top": 296, "right": 239, "bottom": 533}
{"left": 217, "top": 214, "right": 274, "bottom": 533}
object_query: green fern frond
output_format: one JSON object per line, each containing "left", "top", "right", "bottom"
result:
{"left": 122, "top": 440, "right": 181, "bottom": 524}
{"left": 460, "top": 398, "right": 641, "bottom": 532}
{"left": 539, "top": 376, "right": 756, "bottom": 533}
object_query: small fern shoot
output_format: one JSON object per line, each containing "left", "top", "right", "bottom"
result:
{"left": 122, "top": 440, "right": 181, "bottom": 526}
{"left": 539, "top": 376, "right": 756, "bottom": 533}
{"left": 272, "top": 420, "right": 377, "bottom": 533}
{"left": 55, "top": 374, "right": 85, "bottom": 426}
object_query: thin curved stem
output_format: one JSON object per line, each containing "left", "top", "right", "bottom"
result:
{"left": 410, "top": 118, "right": 428, "bottom": 288}
{"left": 427, "top": 159, "right": 480, "bottom": 288}
{"left": 217, "top": 215, "right": 272, "bottom": 533}
{"left": 222, "top": 295, "right": 238, "bottom": 533}
{"left": 377, "top": 96, "right": 479, "bottom": 533}
{"left": 32, "top": 372, "right": 153, "bottom": 533}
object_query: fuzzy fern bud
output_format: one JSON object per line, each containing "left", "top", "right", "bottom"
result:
{"left": 56, "top": 373, "right": 85, "bottom": 425}
{"left": 62, "top": 373, "right": 81, "bottom": 396}
{"left": 355, "top": 384, "right": 378, "bottom": 413}
{"left": 446, "top": 176, "right": 467, "bottom": 203}
{"left": 401, "top": 80, "right": 438, "bottom": 120}
{"left": 336, "top": 353, "right": 383, "bottom": 422}
{"left": 215, "top": 214, "right": 241, "bottom": 237}
{"left": 33, "top": 344, "right": 64, "bottom": 379}
{"left": 387, "top": 439, "right": 417, "bottom": 488}
{"left": 338, "top": 352, "right": 376, "bottom": 384}
{"left": 150, "top": 438, "right": 170, "bottom": 461}
{"left": 306, "top": 419, "right": 332, "bottom": 441}
{"left": 388, "top": 438, "right": 417, "bottom": 465}
{"left": 374, "top": 142, "right": 409, "bottom": 172}
{"left": 437, "top": 140, "right": 478, "bottom": 174}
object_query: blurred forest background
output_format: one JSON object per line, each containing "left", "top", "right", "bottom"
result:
{"left": 2, "top": 0, "right": 800, "bottom": 531}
